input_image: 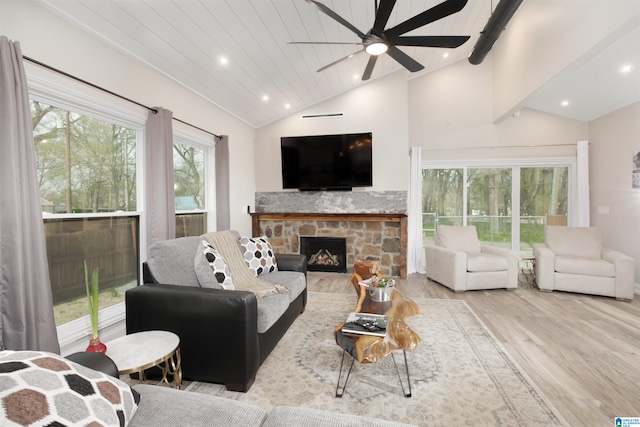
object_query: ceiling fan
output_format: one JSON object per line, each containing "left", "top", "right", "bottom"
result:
{"left": 291, "top": 0, "right": 471, "bottom": 81}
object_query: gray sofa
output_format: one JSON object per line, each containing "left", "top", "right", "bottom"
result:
{"left": 0, "top": 350, "right": 417, "bottom": 427}
{"left": 132, "top": 384, "right": 418, "bottom": 427}
{"left": 126, "top": 232, "right": 308, "bottom": 391}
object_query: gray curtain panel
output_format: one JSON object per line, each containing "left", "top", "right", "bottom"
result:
{"left": 0, "top": 37, "right": 60, "bottom": 353}
{"left": 215, "top": 135, "right": 230, "bottom": 231}
{"left": 145, "top": 107, "right": 176, "bottom": 244}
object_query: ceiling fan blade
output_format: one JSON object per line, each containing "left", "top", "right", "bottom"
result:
{"left": 317, "top": 49, "right": 364, "bottom": 72}
{"left": 372, "top": 0, "right": 396, "bottom": 34}
{"left": 305, "top": 0, "right": 367, "bottom": 39}
{"left": 386, "top": 46, "right": 424, "bottom": 72}
{"left": 386, "top": 0, "right": 468, "bottom": 38}
{"left": 392, "top": 35, "right": 470, "bottom": 48}
{"left": 362, "top": 56, "right": 378, "bottom": 81}
{"left": 288, "top": 41, "right": 361, "bottom": 45}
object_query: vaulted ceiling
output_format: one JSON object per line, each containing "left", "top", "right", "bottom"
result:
{"left": 35, "top": 0, "right": 640, "bottom": 128}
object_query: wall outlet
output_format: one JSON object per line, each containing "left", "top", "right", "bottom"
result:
{"left": 597, "top": 205, "right": 609, "bottom": 215}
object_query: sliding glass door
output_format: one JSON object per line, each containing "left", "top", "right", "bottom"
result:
{"left": 421, "top": 163, "right": 571, "bottom": 256}
{"left": 519, "top": 166, "right": 569, "bottom": 255}
{"left": 467, "top": 168, "right": 512, "bottom": 248}
{"left": 421, "top": 168, "right": 463, "bottom": 245}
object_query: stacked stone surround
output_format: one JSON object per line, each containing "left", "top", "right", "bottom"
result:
{"left": 254, "top": 191, "right": 407, "bottom": 277}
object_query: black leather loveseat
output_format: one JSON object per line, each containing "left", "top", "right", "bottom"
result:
{"left": 125, "top": 233, "right": 307, "bottom": 392}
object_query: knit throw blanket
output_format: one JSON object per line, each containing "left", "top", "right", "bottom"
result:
{"left": 202, "top": 231, "right": 288, "bottom": 298}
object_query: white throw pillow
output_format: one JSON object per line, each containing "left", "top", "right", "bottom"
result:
{"left": 202, "top": 240, "right": 235, "bottom": 289}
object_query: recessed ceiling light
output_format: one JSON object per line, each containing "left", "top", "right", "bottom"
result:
{"left": 262, "top": 95, "right": 269, "bottom": 102}
{"left": 285, "top": 103, "right": 291, "bottom": 109}
{"left": 442, "top": 52, "right": 449, "bottom": 59}
{"left": 561, "top": 100, "right": 570, "bottom": 107}
{"left": 353, "top": 74, "right": 359, "bottom": 80}
{"left": 620, "top": 64, "right": 633, "bottom": 73}
{"left": 219, "top": 57, "right": 228, "bottom": 65}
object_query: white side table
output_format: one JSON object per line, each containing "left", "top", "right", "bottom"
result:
{"left": 105, "top": 330, "right": 182, "bottom": 389}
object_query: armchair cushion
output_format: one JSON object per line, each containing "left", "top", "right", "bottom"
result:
{"left": 435, "top": 225, "right": 481, "bottom": 253}
{"left": 467, "top": 252, "right": 509, "bottom": 272}
{"left": 555, "top": 256, "right": 616, "bottom": 277}
{"left": 545, "top": 226, "right": 601, "bottom": 259}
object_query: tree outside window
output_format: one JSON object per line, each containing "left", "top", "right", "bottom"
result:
{"left": 31, "top": 100, "right": 139, "bottom": 325}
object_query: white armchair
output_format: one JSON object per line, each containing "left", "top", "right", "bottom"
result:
{"left": 534, "top": 226, "right": 635, "bottom": 301}
{"left": 425, "top": 225, "right": 518, "bottom": 293}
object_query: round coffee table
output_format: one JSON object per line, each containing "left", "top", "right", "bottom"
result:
{"left": 105, "top": 330, "right": 182, "bottom": 389}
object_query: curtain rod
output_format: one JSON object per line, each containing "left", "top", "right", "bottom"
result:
{"left": 420, "top": 143, "right": 580, "bottom": 152}
{"left": 23, "top": 55, "right": 222, "bottom": 140}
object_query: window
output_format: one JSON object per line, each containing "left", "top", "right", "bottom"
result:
{"left": 467, "top": 168, "right": 512, "bottom": 247}
{"left": 519, "top": 166, "right": 569, "bottom": 255}
{"left": 173, "top": 134, "right": 209, "bottom": 237}
{"left": 421, "top": 168, "right": 463, "bottom": 246}
{"left": 29, "top": 76, "right": 216, "bottom": 346}
{"left": 421, "top": 161, "right": 572, "bottom": 257}
{"left": 31, "top": 98, "right": 142, "bottom": 326}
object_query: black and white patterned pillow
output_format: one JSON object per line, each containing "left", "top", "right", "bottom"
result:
{"left": 0, "top": 350, "right": 139, "bottom": 427}
{"left": 203, "top": 241, "right": 234, "bottom": 290}
{"left": 239, "top": 236, "right": 278, "bottom": 276}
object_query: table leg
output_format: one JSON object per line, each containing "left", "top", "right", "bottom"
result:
{"left": 335, "top": 349, "right": 355, "bottom": 398}
{"left": 159, "top": 347, "right": 182, "bottom": 389}
{"left": 391, "top": 351, "right": 412, "bottom": 398}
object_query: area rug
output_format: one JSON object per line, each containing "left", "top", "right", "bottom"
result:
{"left": 186, "top": 292, "right": 568, "bottom": 426}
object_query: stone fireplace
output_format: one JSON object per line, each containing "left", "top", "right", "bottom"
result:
{"left": 252, "top": 191, "right": 408, "bottom": 278}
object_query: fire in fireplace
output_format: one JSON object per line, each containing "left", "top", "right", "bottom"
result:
{"left": 300, "top": 236, "right": 347, "bottom": 273}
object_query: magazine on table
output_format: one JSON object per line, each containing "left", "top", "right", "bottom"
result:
{"left": 341, "top": 312, "right": 388, "bottom": 337}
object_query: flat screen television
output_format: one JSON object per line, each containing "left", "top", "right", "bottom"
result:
{"left": 280, "top": 132, "right": 372, "bottom": 191}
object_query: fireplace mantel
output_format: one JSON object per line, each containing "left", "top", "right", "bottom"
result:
{"left": 251, "top": 212, "right": 407, "bottom": 278}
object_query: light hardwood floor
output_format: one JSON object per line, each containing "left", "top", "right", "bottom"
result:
{"left": 306, "top": 272, "right": 640, "bottom": 427}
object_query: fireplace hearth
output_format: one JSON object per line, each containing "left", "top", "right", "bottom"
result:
{"left": 300, "top": 236, "right": 347, "bottom": 273}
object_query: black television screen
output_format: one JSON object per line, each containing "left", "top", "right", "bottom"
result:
{"left": 281, "top": 132, "right": 372, "bottom": 190}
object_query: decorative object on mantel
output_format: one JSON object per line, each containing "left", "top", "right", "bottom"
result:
{"left": 84, "top": 261, "right": 106, "bottom": 353}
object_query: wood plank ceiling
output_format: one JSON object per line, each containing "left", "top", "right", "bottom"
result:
{"left": 35, "top": 0, "right": 491, "bottom": 127}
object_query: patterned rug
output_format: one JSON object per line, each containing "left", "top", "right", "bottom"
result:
{"left": 186, "top": 292, "right": 568, "bottom": 426}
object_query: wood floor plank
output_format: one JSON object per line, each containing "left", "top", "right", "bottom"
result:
{"left": 307, "top": 272, "right": 640, "bottom": 426}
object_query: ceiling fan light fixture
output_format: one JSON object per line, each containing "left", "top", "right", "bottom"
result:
{"left": 365, "top": 42, "right": 388, "bottom": 56}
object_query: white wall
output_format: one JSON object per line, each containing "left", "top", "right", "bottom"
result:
{"left": 589, "top": 102, "right": 640, "bottom": 281}
{"left": 408, "top": 56, "right": 589, "bottom": 159}
{"left": 254, "top": 72, "right": 409, "bottom": 193}
{"left": 492, "top": 0, "right": 640, "bottom": 121}
{"left": 1, "top": 0, "right": 257, "bottom": 234}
